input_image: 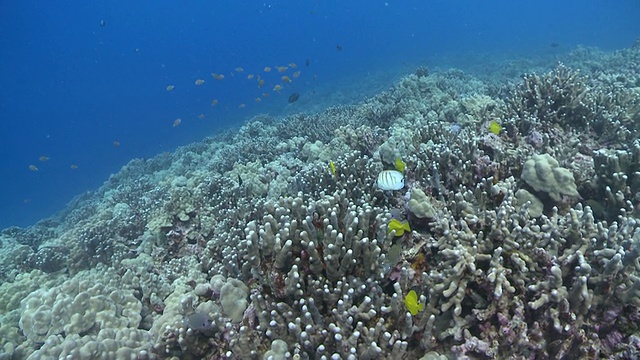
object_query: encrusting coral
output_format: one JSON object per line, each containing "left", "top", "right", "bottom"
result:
{"left": 1, "top": 42, "right": 640, "bottom": 359}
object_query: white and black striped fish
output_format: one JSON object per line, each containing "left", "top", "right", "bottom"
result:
{"left": 377, "top": 170, "right": 405, "bottom": 190}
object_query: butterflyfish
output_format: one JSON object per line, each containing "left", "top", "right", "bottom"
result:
{"left": 377, "top": 170, "right": 405, "bottom": 190}
{"left": 404, "top": 290, "right": 424, "bottom": 316}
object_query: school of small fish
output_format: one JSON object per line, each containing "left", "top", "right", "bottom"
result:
{"left": 25, "top": 59, "right": 314, "bottom": 199}
{"left": 163, "top": 60, "right": 311, "bottom": 128}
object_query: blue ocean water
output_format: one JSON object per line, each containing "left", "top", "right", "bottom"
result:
{"left": 0, "top": 0, "right": 638, "bottom": 229}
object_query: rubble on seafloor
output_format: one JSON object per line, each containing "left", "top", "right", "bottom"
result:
{"left": 2, "top": 42, "right": 640, "bottom": 359}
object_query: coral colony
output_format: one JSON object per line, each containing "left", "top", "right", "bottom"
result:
{"left": 2, "top": 42, "right": 640, "bottom": 359}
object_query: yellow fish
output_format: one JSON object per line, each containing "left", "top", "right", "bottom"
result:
{"left": 70, "top": 164, "right": 78, "bottom": 170}
{"left": 39, "top": 156, "right": 49, "bottom": 162}
{"left": 195, "top": 79, "right": 205, "bottom": 85}
{"left": 289, "top": 62, "right": 297, "bottom": 68}
{"left": 173, "top": 118, "right": 182, "bottom": 127}
{"left": 404, "top": 290, "right": 424, "bottom": 316}
{"left": 329, "top": 160, "right": 337, "bottom": 178}
{"left": 394, "top": 157, "right": 406, "bottom": 173}
{"left": 28, "top": 164, "right": 38, "bottom": 172}
{"left": 292, "top": 71, "right": 301, "bottom": 78}
{"left": 211, "top": 73, "right": 225, "bottom": 80}
{"left": 166, "top": 85, "right": 175, "bottom": 91}
{"left": 488, "top": 120, "right": 502, "bottom": 135}
{"left": 264, "top": 66, "right": 272, "bottom": 72}
{"left": 281, "top": 75, "right": 291, "bottom": 83}
{"left": 276, "top": 66, "right": 288, "bottom": 73}
{"left": 387, "top": 219, "right": 411, "bottom": 236}
{"left": 235, "top": 67, "right": 244, "bottom": 72}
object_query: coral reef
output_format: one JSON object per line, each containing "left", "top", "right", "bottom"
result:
{"left": 2, "top": 42, "right": 640, "bottom": 359}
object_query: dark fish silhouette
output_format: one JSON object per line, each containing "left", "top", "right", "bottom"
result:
{"left": 100, "top": 19, "right": 107, "bottom": 27}
{"left": 288, "top": 93, "right": 300, "bottom": 103}
{"left": 336, "top": 45, "right": 342, "bottom": 51}
{"left": 305, "top": 58, "right": 310, "bottom": 67}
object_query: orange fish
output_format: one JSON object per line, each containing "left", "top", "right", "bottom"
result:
{"left": 247, "top": 74, "right": 255, "bottom": 79}
{"left": 173, "top": 118, "right": 182, "bottom": 127}
{"left": 113, "top": 141, "right": 120, "bottom": 147}
{"left": 264, "top": 66, "right": 272, "bottom": 72}
{"left": 211, "top": 73, "right": 225, "bottom": 80}
{"left": 289, "top": 62, "right": 297, "bottom": 68}
{"left": 211, "top": 99, "right": 219, "bottom": 106}
{"left": 38, "top": 156, "right": 49, "bottom": 162}
{"left": 195, "top": 79, "right": 205, "bottom": 85}
{"left": 166, "top": 85, "right": 175, "bottom": 91}
{"left": 70, "top": 164, "right": 78, "bottom": 170}
{"left": 293, "top": 71, "right": 301, "bottom": 78}
{"left": 276, "top": 66, "right": 288, "bottom": 73}
{"left": 28, "top": 164, "right": 38, "bottom": 172}
{"left": 281, "top": 75, "right": 291, "bottom": 83}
